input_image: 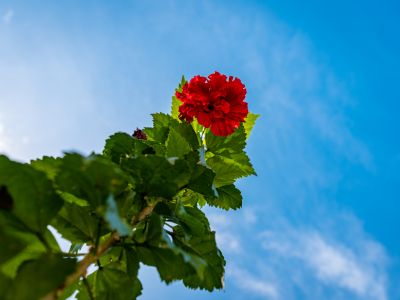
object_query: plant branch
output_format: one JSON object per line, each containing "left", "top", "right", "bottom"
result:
{"left": 130, "top": 201, "right": 157, "bottom": 226}
{"left": 42, "top": 203, "right": 157, "bottom": 300}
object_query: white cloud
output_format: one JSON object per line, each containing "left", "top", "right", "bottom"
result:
{"left": 228, "top": 265, "right": 279, "bottom": 299}
{"left": 2, "top": 9, "right": 14, "bottom": 24}
{"left": 242, "top": 207, "right": 257, "bottom": 226}
{"left": 260, "top": 228, "right": 388, "bottom": 300}
{"left": 207, "top": 208, "right": 259, "bottom": 255}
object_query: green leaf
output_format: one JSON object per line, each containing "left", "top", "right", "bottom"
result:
{"left": 174, "top": 189, "right": 207, "bottom": 207}
{"left": 180, "top": 231, "right": 225, "bottom": 291}
{"left": 144, "top": 113, "right": 199, "bottom": 152}
{"left": 105, "top": 194, "right": 132, "bottom": 237}
{"left": 136, "top": 243, "right": 201, "bottom": 284}
{"left": 205, "top": 125, "right": 246, "bottom": 154}
{"left": 206, "top": 152, "right": 255, "bottom": 187}
{"left": 7, "top": 254, "right": 77, "bottom": 300}
{"left": 162, "top": 203, "right": 225, "bottom": 290}
{"left": 77, "top": 266, "right": 142, "bottom": 300}
{"left": 170, "top": 121, "right": 199, "bottom": 150}
{"left": 0, "top": 229, "right": 48, "bottom": 278}
{"left": 137, "top": 204, "right": 225, "bottom": 288}
{"left": 243, "top": 112, "right": 260, "bottom": 138}
{"left": 171, "top": 96, "right": 181, "bottom": 120}
{"left": 103, "top": 132, "right": 136, "bottom": 163}
{"left": 204, "top": 125, "right": 256, "bottom": 187}
{"left": 175, "top": 205, "right": 210, "bottom": 236}
{"left": 171, "top": 76, "right": 186, "bottom": 120}
{"left": 51, "top": 202, "right": 102, "bottom": 244}
{"left": 169, "top": 219, "right": 225, "bottom": 291}
{"left": 104, "top": 132, "right": 164, "bottom": 161}
{"left": 30, "top": 156, "right": 62, "bottom": 180}
{"left": 55, "top": 153, "right": 130, "bottom": 208}
{"left": 0, "top": 155, "right": 63, "bottom": 233}
{"left": 166, "top": 127, "right": 191, "bottom": 158}
{"left": 207, "top": 184, "right": 242, "bottom": 210}
{"left": 125, "top": 248, "right": 140, "bottom": 279}
{"left": 144, "top": 113, "right": 171, "bottom": 143}
{"left": 187, "top": 164, "right": 215, "bottom": 197}
{"left": 122, "top": 156, "right": 191, "bottom": 198}
{"left": 0, "top": 227, "right": 28, "bottom": 265}
{"left": 0, "top": 273, "right": 12, "bottom": 298}
{"left": 133, "top": 213, "right": 162, "bottom": 245}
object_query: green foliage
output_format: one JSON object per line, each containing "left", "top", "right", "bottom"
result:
{"left": 0, "top": 155, "right": 63, "bottom": 233}
{"left": 243, "top": 113, "right": 260, "bottom": 138}
{"left": 7, "top": 254, "right": 77, "bottom": 300}
{"left": 0, "top": 76, "right": 258, "bottom": 299}
{"left": 77, "top": 266, "right": 141, "bottom": 300}
{"left": 208, "top": 184, "right": 243, "bottom": 210}
{"left": 171, "top": 76, "right": 186, "bottom": 120}
{"left": 205, "top": 125, "right": 256, "bottom": 188}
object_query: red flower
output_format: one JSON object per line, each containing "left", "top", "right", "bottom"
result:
{"left": 176, "top": 72, "right": 248, "bottom": 136}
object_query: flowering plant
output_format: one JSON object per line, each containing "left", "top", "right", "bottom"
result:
{"left": 0, "top": 73, "right": 258, "bottom": 300}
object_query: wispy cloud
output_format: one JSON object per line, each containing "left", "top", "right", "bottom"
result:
{"left": 260, "top": 227, "right": 388, "bottom": 300}
{"left": 2, "top": 9, "right": 14, "bottom": 24}
{"left": 228, "top": 265, "right": 279, "bottom": 299}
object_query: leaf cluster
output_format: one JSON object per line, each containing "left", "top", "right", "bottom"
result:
{"left": 0, "top": 77, "right": 258, "bottom": 300}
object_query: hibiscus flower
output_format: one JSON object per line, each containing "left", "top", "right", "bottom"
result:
{"left": 176, "top": 72, "right": 248, "bottom": 136}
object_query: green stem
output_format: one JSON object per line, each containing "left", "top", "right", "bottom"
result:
{"left": 94, "top": 220, "right": 102, "bottom": 251}
{"left": 36, "top": 232, "right": 52, "bottom": 252}
{"left": 60, "top": 252, "right": 87, "bottom": 257}
{"left": 200, "top": 127, "right": 207, "bottom": 148}
{"left": 82, "top": 277, "right": 95, "bottom": 300}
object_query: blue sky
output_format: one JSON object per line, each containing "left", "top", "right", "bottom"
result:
{"left": 1, "top": 1, "right": 399, "bottom": 299}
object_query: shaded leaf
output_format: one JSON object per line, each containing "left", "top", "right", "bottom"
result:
{"left": 0, "top": 229, "right": 48, "bottom": 278}
{"left": 51, "top": 202, "right": 101, "bottom": 244}
{"left": 122, "top": 156, "right": 191, "bottom": 198}
{"left": 0, "top": 227, "right": 27, "bottom": 265}
{"left": 0, "top": 272, "right": 12, "bottom": 298}
{"left": 180, "top": 231, "right": 225, "bottom": 291}
{"left": 187, "top": 165, "right": 215, "bottom": 197}
{"left": 77, "top": 266, "right": 141, "bottom": 300}
{"left": 207, "top": 184, "right": 242, "bottom": 210}
{"left": 0, "top": 155, "right": 63, "bottom": 233}
{"left": 55, "top": 153, "right": 130, "bottom": 208}
{"left": 103, "top": 132, "right": 136, "bottom": 163}
{"left": 7, "top": 254, "right": 76, "bottom": 300}
{"left": 166, "top": 127, "right": 191, "bottom": 158}
{"left": 132, "top": 213, "right": 162, "bottom": 245}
